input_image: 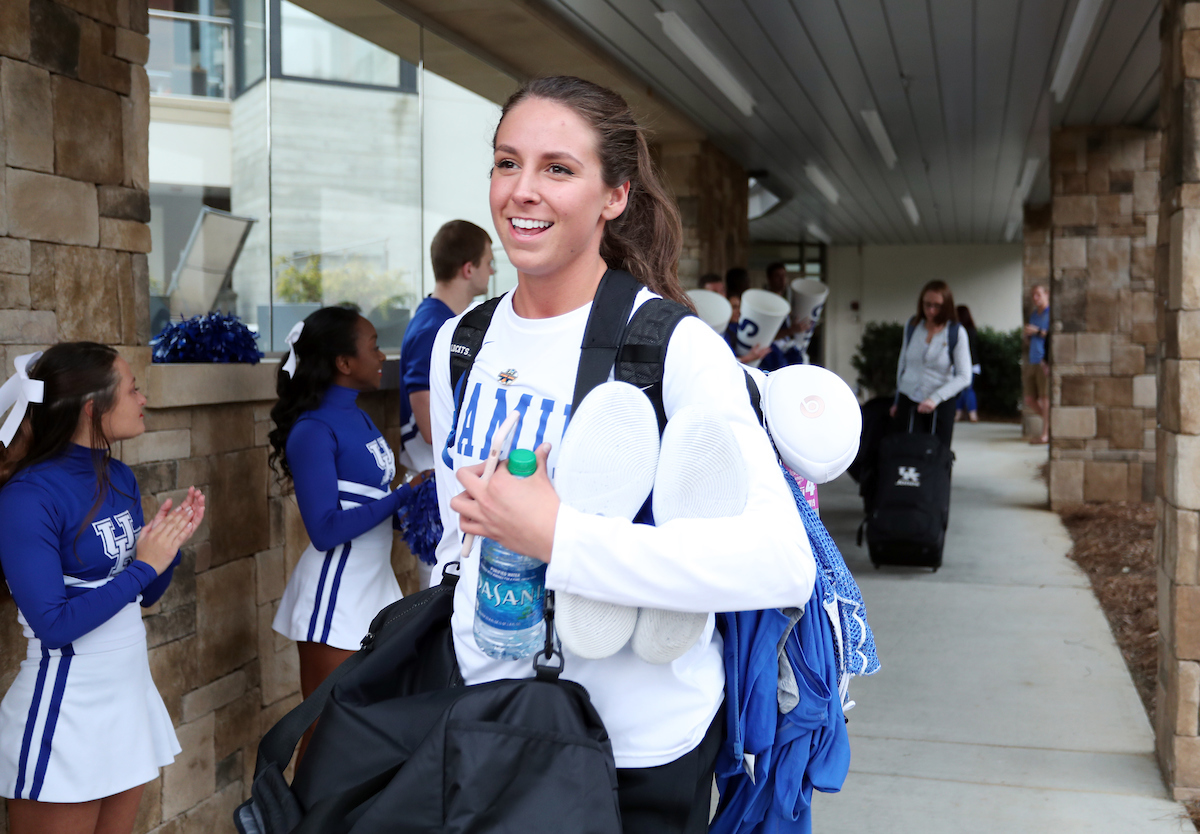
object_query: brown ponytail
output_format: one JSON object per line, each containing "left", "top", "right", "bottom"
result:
{"left": 495, "top": 76, "right": 691, "bottom": 307}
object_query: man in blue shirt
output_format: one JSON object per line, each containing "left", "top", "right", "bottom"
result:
{"left": 399, "top": 221, "right": 493, "bottom": 471}
{"left": 1023, "top": 284, "right": 1051, "bottom": 444}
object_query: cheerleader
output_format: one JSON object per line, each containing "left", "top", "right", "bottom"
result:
{"left": 433, "top": 76, "right": 815, "bottom": 833}
{"left": 268, "top": 307, "right": 422, "bottom": 733}
{"left": 0, "top": 343, "right": 204, "bottom": 834}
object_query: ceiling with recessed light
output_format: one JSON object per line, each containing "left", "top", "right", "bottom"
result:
{"left": 536, "top": 0, "right": 1161, "bottom": 245}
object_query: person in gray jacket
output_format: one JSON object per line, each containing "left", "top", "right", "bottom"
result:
{"left": 888, "top": 279, "right": 972, "bottom": 449}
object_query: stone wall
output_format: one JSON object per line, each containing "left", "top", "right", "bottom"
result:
{"left": 1156, "top": 0, "right": 1200, "bottom": 800}
{"left": 0, "top": 3, "right": 419, "bottom": 830}
{"left": 655, "top": 140, "right": 749, "bottom": 287}
{"left": 1046, "top": 126, "right": 1160, "bottom": 508}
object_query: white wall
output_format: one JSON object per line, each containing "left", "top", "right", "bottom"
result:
{"left": 823, "top": 243, "right": 1024, "bottom": 390}
{"left": 149, "top": 121, "right": 232, "bottom": 188}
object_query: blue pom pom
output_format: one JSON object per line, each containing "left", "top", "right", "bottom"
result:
{"left": 150, "top": 312, "right": 264, "bottom": 364}
{"left": 397, "top": 476, "right": 443, "bottom": 565}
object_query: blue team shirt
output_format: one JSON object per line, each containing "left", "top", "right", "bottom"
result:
{"left": 398, "top": 296, "right": 455, "bottom": 439}
{"left": 0, "top": 445, "right": 178, "bottom": 649}
{"left": 1029, "top": 307, "right": 1050, "bottom": 364}
{"left": 286, "top": 384, "right": 410, "bottom": 552}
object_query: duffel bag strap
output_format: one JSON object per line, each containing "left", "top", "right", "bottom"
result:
{"left": 255, "top": 573, "right": 461, "bottom": 775}
{"left": 533, "top": 590, "right": 564, "bottom": 681}
{"left": 254, "top": 643, "right": 372, "bottom": 776}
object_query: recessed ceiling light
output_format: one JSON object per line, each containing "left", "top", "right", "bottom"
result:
{"left": 806, "top": 222, "right": 831, "bottom": 244}
{"left": 1050, "top": 0, "right": 1103, "bottom": 103}
{"left": 860, "top": 109, "right": 897, "bottom": 169}
{"left": 656, "top": 12, "right": 756, "bottom": 117}
{"left": 805, "top": 163, "right": 839, "bottom": 205}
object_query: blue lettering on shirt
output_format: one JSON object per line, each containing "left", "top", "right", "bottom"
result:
{"left": 457, "top": 382, "right": 482, "bottom": 457}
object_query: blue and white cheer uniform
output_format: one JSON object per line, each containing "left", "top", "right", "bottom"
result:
{"left": 274, "top": 385, "right": 412, "bottom": 650}
{"left": 0, "top": 444, "right": 181, "bottom": 803}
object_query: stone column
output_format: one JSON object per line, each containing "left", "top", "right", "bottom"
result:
{"left": 654, "top": 140, "right": 749, "bottom": 287}
{"left": 1156, "top": 0, "right": 1200, "bottom": 799}
{"left": 1046, "top": 126, "right": 1159, "bottom": 509}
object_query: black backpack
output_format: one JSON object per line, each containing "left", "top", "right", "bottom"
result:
{"left": 234, "top": 572, "right": 622, "bottom": 834}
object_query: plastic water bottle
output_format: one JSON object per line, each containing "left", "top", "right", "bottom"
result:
{"left": 473, "top": 449, "right": 547, "bottom": 659}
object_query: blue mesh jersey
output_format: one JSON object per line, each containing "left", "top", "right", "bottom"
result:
{"left": 0, "top": 445, "right": 179, "bottom": 650}
{"left": 286, "top": 384, "right": 410, "bottom": 551}
{"left": 783, "top": 465, "right": 880, "bottom": 687}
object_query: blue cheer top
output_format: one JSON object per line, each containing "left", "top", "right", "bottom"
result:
{"left": 0, "top": 444, "right": 179, "bottom": 650}
{"left": 286, "top": 384, "right": 411, "bottom": 551}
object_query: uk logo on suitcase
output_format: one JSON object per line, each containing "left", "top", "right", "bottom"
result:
{"left": 865, "top": 428, "right": 953, "bottom": 571}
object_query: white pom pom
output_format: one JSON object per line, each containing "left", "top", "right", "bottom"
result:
{"left": 763, "top": 365, "right": 861, "bottom": 484}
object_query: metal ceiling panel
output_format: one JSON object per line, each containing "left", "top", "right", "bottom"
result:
{"left": 1062, "top": 0, "right": 1159, "bottom": 125}
{"left": 929, "top": 0, "right": 976, "bottom": 243}
{"left": 533, "top": 0, "right": 1161, "bottom": 244}
{"left": 983, "top": 0, "right": 1071, "bottom": 242}
{"left": 1092, "top": 4, "right": 1161, "bottom": 126}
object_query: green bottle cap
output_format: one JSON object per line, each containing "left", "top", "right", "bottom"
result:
{"left": 506, "top": 449, "right": 537, "bottom": 477}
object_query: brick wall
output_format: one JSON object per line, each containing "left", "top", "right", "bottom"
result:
{"left": 1046, "top": 126, "right": 1160, "bottom": 508}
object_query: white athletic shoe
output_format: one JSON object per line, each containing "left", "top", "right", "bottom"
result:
{"left": 632, "top": 405, "right": 748, "bottom": 664}
{"left": 552, "top": 381, "right": 660, "bottom": 660}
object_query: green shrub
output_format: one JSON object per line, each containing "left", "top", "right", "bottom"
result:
{"left": 274, "top": 254, "right": 414, "bottom": 313}
{"left": 851, "top": 321, "right": 1023, "bottom": 418}
{"left": 974, "top": 326, "right": 1022, "bottom": 417}
{"left": 851, "top": 320, "right": 905, "bottom": 399}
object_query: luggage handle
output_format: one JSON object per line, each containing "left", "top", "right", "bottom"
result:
{"left": 906, "top": 404, "right": 939, "bottom": 436}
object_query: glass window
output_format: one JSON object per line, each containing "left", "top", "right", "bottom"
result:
{"left": 148, "top": 0, "right": 517, "bottom": 350}
{"left": 280, "top": 1, "right": 402, "bottom": 88}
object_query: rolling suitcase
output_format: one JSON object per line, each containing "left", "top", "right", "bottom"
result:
{"left": 863, "top": 411, "right": 953, "bottom": 570}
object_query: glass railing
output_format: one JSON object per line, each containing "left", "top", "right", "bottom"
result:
{"left": 147, "top": 10, "right": 233, "bottom": 99}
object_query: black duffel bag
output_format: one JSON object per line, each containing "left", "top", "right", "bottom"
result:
{"left": 234, "top": 570, "right": 622, "bottom": 834}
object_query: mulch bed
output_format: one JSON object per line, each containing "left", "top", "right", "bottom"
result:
{"left": 1056, "top": 502, "right": 1200, "bottom": 825}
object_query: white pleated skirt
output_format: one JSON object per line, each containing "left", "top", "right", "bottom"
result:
{"left": 0, "top": 603, "right": 180, "bottom": 802}
{"left": 273, "top": 520, "right": 402, "bottom": 651}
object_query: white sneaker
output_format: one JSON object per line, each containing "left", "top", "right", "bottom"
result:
{"left": 632, "top": 405, "right": 748, "bottom": 664}
{"left": 552, "top": 381, "right": 660, "bottom": 659}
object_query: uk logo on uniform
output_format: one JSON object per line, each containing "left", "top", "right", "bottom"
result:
{"left": 366, "top": 438, "right": 396, "bottom": 485}
{"left": 93, "top": 511, "right": 136, "bottom": 561}
{"left": 896, "top": 466, "right": 921, "bottom": 487}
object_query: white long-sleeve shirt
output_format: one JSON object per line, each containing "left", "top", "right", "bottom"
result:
{"left": 896, "top": 320, "right": 973, "bottom": 405}
{"left": 430, "top": 287, "right": 815, "bottom": 768}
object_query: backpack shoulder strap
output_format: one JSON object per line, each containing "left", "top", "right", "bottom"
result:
{"left": 570, "top": 269, "right": 644, "bottom": 418}
{"left": 611, "top": 297, "right": 693, "bottom": 434}
{"left": 904, "top": 318, "right": 917, "bottom": 346}
{"left": 449, "top": 295, "right": 504, "bottom": 396}
{"left": 947, "top": 321, "right": 960, "bottom": 369}
{"left": 442, "top": 295, "right": 504, "bottom": 467}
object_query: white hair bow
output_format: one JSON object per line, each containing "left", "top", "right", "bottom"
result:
{"left": 0, "top": 352, "right": 45, "bottom": 447}
{"left": 281, "top": 322, "right": 305, "bottom": 378}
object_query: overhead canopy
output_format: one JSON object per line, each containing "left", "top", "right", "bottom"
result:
{"left": 537, "top": 0, "right": 1160, "bottom": 245}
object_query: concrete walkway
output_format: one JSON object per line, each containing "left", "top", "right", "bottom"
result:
{"left": 812, "top": 422, "right": 1191, "bottom": 833}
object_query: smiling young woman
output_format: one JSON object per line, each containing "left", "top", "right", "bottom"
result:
{"left": 429, "top": 77, "right": 814, "bottom": 833}
{"left": 0, "top": 343, "right": 204, "bottom": 834}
